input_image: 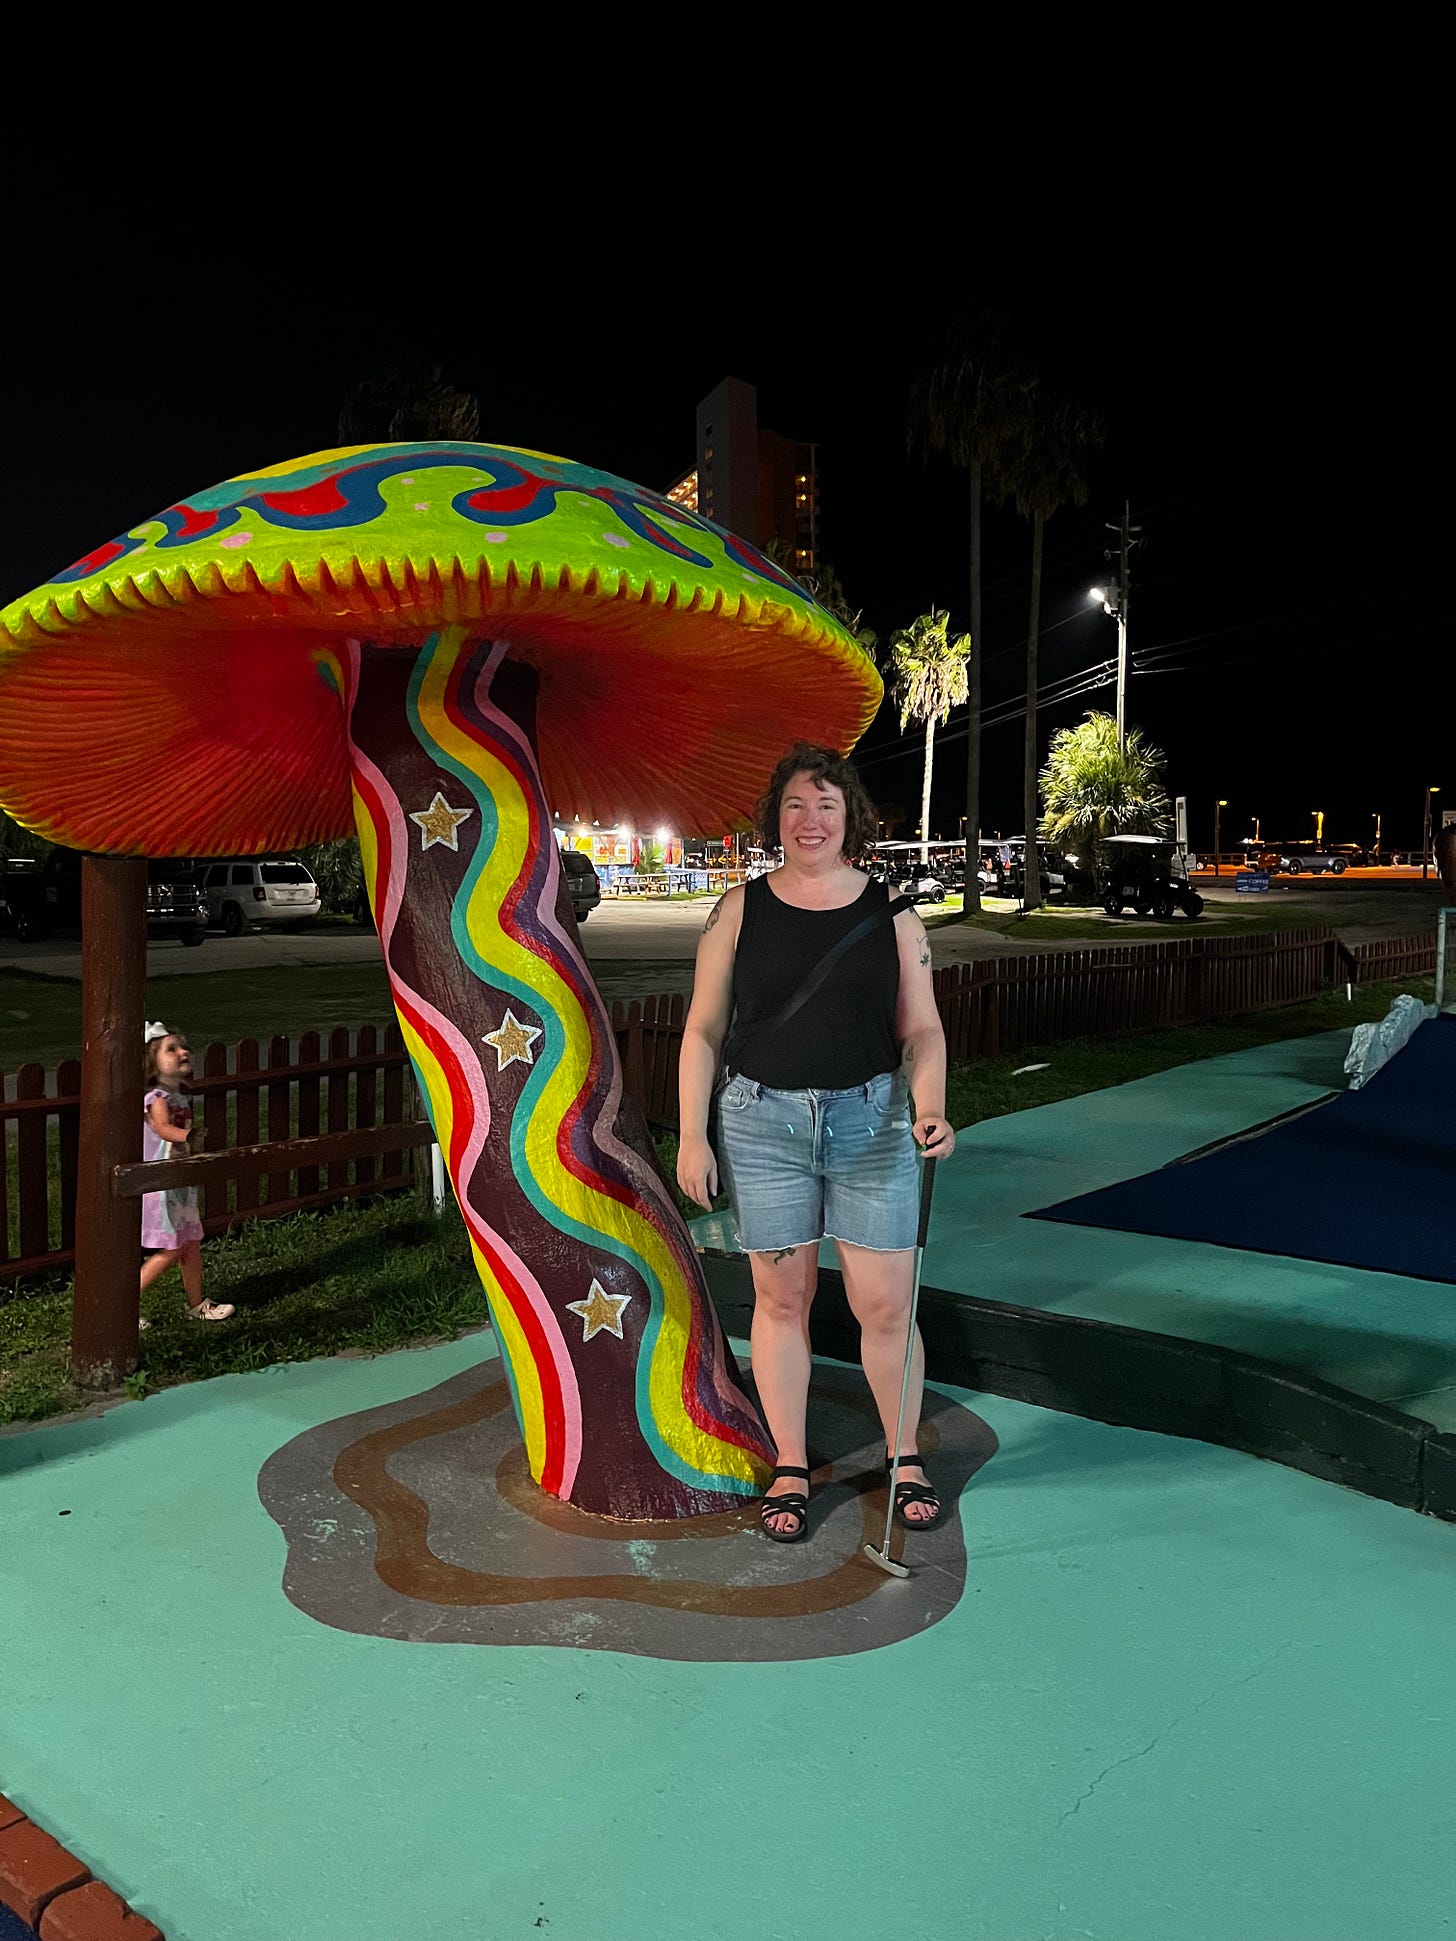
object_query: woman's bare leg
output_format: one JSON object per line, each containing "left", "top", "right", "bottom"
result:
{"left": 837, "top": 1240, "right": 936, "bottom": 1523}
{"left": 748, "top": 1244, "right": 819, "bottom": 1534}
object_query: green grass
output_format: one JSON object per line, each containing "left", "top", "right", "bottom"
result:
{"left": 926, "top": 896, "right": 1320, "bottom": 942}
{"left": 0, "top": 1194, "right": 486, "bottom": 1426}
{"left": 942, "top": 973, "right": 1435, "bottom": 1126}
{"left": 2, "top": 974, "right": 1434, "bottom": 1429}
{"left": 1, "top": 958, "right": 697, "bottom": 1069}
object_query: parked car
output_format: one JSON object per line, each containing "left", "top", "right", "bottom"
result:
{"left": 201, "top": 857, "right": 321, "bottom": 933}
{"left": 2, "top": 848, "right": 208, "bottom": 945}
{"left": 1277, "top": 844, "right": 1350, "bottom": 875}
{"left": 0, "top": 856, "right": 42, "bottom": 936}
{"left": 1099, "top": 836, "right": 1205, "bottom": 919}
{"left": 560, "top": 847, "right": 602, "bottom": 921}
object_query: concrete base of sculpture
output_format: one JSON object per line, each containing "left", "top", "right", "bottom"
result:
{"left": 257, "top": 1352, "right": 994, "bottom": 1661}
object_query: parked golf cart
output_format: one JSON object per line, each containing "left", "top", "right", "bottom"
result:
{"left": 1100, "top": 836, "right": 1205, "bottom": 919}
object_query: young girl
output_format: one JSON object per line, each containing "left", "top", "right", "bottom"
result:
{"left": 142, "top": 1022, "right": 234, "bottom": 1322}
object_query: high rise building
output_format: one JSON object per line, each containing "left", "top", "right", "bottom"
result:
{"left": 664, "top": 376, "right": 819, "bottom": 573}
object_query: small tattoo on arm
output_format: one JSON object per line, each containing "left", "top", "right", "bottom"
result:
{"left": 903, "top": 1045, "right": 915, "bottom": 1065}
{"left": 703, "top": 903, "right": 722, "bottom": 933}
{"left": 770, "top": 1246, "right": 797, "bottom": 1263}
{"left": 918, "top": 941, "right": 932, "bottom": 967}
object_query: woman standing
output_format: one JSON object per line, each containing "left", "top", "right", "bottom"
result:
{"left": 677, "top": 744, "right": 955, "bottom": 1541}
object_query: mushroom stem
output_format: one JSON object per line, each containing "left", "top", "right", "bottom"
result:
{"left": 339, "top": 627, "right": 772, "bottom": 1519}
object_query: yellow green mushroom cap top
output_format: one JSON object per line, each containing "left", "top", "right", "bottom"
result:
{"left": 0, "top": 441, "right": 882, "bottom": 857}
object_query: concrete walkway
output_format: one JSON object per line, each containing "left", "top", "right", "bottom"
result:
{"left": 1, "top": 1332, "right": 1450, "bottom": 1941}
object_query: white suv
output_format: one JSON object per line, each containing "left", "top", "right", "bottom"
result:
{"left": 203, "top": 858, "right": 322, "bottom": 933}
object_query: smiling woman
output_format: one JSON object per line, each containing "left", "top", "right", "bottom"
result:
{"left": 677, "top": 741, "right": 955, "bottom": 1544}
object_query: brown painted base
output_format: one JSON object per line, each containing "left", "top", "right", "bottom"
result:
{"left": 258, "top": 1357, "right": 993, "bottom": 1661}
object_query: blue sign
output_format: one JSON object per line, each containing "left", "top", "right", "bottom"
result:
{"left": 1235, "top": 871, "right": 1271, "bottom": 893}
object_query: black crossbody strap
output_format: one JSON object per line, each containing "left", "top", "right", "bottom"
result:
{"left": 732, "top": 894, "right": 914, "bottom": 1061}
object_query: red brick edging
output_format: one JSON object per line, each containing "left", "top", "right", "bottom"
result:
{"left": 0, "top": 1796, "right": 162, "bottom": 1940}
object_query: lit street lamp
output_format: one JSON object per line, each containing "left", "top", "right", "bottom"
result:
{"left": 1312, "top": 809, "right": 1324, "bottom": 843}
{"left": 1213, "top": 799, "right": 1227, "bottom": 877}
{"left": 1372, "top": 810, "right": 1381, "bottom": 864}
{"left": 1422, "top": 786, "right": 1440, "bottom": 880}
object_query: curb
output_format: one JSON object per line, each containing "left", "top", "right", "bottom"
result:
{"left": 0, "top": 1798, "right": 162, "bottom": 1940}
{"left": 700, "top": 1253, "right": 1456, "bottom": 1522}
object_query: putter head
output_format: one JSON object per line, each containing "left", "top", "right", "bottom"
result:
{"left": 862, "top": 1541, "right": 910, "bottom": 1579}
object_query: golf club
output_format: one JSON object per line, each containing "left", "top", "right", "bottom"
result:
{"left": 863, "top": 1148, "right": 938, "bottom": 1578}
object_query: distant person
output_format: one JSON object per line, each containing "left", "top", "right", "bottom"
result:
{"left": 676, "top": 743, "right": 954, "bottom": 1543}
{"left": 141, "top": 1023, "right": 234, "bottom": 1322}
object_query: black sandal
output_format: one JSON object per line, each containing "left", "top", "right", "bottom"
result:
{"left": 887, "top": 1454, "right": 941, "bottom": 1530}
{"left": 759, "top": 1464, "right": 811, "bottom": 1544}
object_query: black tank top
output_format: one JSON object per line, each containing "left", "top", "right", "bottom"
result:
{"left": 722, "top": 874, "right": 902, "bottom": 1089}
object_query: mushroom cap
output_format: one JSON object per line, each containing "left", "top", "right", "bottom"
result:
{"left": 0, "top": 442, "right": 881, "bottom": 856}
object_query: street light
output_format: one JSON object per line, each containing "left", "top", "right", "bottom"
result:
{"left": 1372, "top": 810, "right": 1381, "bottom": 864}
{"left": 1088, "top": 576, "right": 1129, "bottom": 748}
{"left": 1422, "top": 786, "right": 1440, "bottom": 880}
{"left": 1312, "top": 809, "right": 1324, "bottom": 843}
{"left": 1213, "top": 799, "right": 1228, "bottom": 877}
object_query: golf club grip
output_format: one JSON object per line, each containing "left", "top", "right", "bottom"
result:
{"left": 916, "top": 1153, "right": 937, "bottom": 1250}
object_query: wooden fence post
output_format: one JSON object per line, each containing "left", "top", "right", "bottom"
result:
{"left": 71, "top": 855, "right": 147, "bottom": 1385}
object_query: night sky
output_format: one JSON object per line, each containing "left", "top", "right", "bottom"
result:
{"left": 3, "top": 193, "right": 1444, "bottom": 856}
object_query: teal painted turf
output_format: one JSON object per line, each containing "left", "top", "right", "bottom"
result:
{"left": 695, "top": 1027, "right": 1456, "bottom": 1428}
{"left": 1, "top": 1334, "right": 1452, "bottom": 1941}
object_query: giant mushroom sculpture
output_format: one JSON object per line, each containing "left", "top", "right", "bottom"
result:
{"left": 0, "top": 441, "right": 881, "bottom": 1519}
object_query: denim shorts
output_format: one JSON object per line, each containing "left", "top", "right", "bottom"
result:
{"left": 714, "top": 1068, "right": 919, "bottom": 1253}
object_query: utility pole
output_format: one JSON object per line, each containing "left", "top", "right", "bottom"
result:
{"left": 1099, "top": 502, "right": 1141, "bottom": 749}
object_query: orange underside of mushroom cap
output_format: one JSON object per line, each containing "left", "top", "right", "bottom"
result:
{"left": 0, "top": 559, "right": 881, "bottom": 856}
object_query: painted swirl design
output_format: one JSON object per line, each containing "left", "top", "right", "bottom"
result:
{"left": 341, "top": 626, "right": 771, "bottom": 1519}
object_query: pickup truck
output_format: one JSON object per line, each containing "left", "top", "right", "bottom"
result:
{"left": 2, "top": 848, "right": 208, "bottom": 945}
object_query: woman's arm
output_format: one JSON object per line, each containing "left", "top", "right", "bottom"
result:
{"left": 146, "top": 1094, "right": 191, "bottom": 1147}
{"left": 893, "top": 910, "right": 955, "bottom": 1159}
{"left": 676, "top": 886, "right": 744, "bottom": 1209}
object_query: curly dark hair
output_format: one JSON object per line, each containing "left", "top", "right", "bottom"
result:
{"left": 754, "top": 743, "right": 878, "bottom": 862}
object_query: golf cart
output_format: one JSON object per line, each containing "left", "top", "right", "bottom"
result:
{"left": 1100, "top": 835, "right": 1205, "bottom": 919}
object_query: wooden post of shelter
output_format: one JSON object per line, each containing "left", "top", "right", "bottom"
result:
{"left": 71, "top": 855, "right": 147, "bottom": 1384}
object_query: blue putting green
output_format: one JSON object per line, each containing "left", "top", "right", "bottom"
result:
{"left": 1, "top": 1333, "right": 1452, "bottom": 1941}
{"left": 695, "top": 1025, "right": 1456, "bottom": 1429}
{"left": 1031, "top": 1016, "right": 1456, "bottom": 1285}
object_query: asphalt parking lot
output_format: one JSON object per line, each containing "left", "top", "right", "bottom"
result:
{"left": 0, "top": 872, "right": 1443, "bottom": 985}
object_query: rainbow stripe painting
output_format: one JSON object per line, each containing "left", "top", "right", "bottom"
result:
{"left": 343, "top": 627, "right": 772, "bottom": 1518}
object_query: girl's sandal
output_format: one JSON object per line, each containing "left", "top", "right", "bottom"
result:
{"left": 759, "top": 1464, "right": 811, "bottom": 1544}
{"left": 887, "top": 1454, "right": 942, "bottom": 1530}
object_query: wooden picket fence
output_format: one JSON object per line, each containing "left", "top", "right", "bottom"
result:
{"left": 606, "top": 927, "right": 1437, "bottom": 1129}
{"left": 1, "top": 929, "right": 1438, "bottom": 1283}
{"left": 2, "top": 1026, "right": 420, "bottom": 1285}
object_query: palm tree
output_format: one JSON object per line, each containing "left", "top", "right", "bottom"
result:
{"left": 907, "top": 312, "right": 1028, "bottom": 912}
{"left": 1001, "top": 389, "right": 1105, "bottom": 910}
{"left": 887, "top": 610, "right": 972, "bottom": 868}
{"left": 1039, "top": 712, "right": 1171, "bottom": 871}
{"left": 767, "top": 545, "right": 879, "bottom": 666}
{"left": 338, "top": 359, "right": 480, "bottom": 444}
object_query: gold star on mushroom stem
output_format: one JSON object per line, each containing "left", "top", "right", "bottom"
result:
{"left": 483, "top": 1008, "right": 542, "bottom": 1072}
{"left": 566, "top": 1279, "right": 632, "bottom": 1342}
{"left": 409, "top": 790, "right": 474, "bottom": 852}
